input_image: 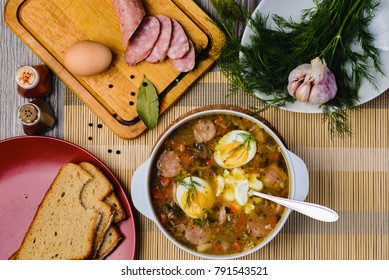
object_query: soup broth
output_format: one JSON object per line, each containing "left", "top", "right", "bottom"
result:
{"left": 150, "top": 114, "right": 289, "bottom": 256}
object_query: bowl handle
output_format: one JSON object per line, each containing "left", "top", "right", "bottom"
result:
{"left": 288, "top": 151, "right": 309, "bottom": 202}
{"left": 130, "top": 159, "right": 154, "bottom": 220}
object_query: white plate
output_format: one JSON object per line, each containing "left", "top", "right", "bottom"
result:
{"left": 241, "top": 0, "right": 389, "bottom": 113}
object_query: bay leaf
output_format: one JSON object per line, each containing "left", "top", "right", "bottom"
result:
{"left": 136, "top": 77, "right": 159, "bottom": 130}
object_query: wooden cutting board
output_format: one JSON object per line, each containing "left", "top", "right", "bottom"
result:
{"left": 5, "top": 0, "right": 225, "bottom": 139}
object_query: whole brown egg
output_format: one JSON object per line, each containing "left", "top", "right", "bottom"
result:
{"left": 64, "top": 41, "right": 112, "bottom": 76}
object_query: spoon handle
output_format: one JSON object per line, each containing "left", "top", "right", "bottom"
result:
{"left": 249, "top": 190, "right": 339, "bottom": 222}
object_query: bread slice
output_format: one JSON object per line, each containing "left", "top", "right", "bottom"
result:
{"left": 96, "top": 192, "right": 126, "bottom": 259}
{"left": 96, "top": 225, "right": 122, "bottom": 259}
{"left": 79, "top": 162, "right": 114, "bottom": 256}
{"left": 13, "top": 163, "right": 100, "bottom": 260}
{"left": 104, "top": 192, "right": 126, "bottom": 223}
{"left": 8, "top": 251, "right": 18, "bottom": 260}
{"left": 95, "top": 187, "right": 127, "bottom": 259}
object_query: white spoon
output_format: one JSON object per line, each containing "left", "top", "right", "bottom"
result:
{"left": 248, "top": 190, "right": 339, "bottom": 222}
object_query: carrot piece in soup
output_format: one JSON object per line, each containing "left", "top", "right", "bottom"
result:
{"left": 236, "top": 214, "right": 246, "bottom": 232}
{"left": 214, "top": 116, "right": 225, "bottom": 126}
{"left": 181, "top": 154, "right": 192, "bottom": 166}
{"left": 151, "top": 187, "right": 164, "bottom": 202}
{"left": 160, "top": 176, "right": 170, "bottom": 187}
{"left": 267, "top": 216, "right": 278, "bottom": 229}
{"left": 214, "top": 243, "right": 222, "bottom": 253}
{"left": 172, "top": 141, "right": 186, "bottom": 152}
{"left": 232, "top": 241, "right": 241, "bottom": 252}
{"left": 228, "top": 203, "right": 239, "bottom": 214}
{"left": 214, "top": 116, "right": 228, "bottom": 134}
{"left": 205, "top": 158, "right": 213, "bottom": 166}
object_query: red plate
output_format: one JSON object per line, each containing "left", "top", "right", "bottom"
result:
{"left": 0, "top": 136, "right": 136, "bottom": 260}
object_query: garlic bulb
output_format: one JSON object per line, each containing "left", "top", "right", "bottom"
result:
{"left": 287, "top": 57, "right": 337, "bottom": 105}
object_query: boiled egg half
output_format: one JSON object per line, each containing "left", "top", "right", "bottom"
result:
{"left": 176, "top": 176, "right": 214, "bottom": 219}
{"left": 215, "top": 168, "right": 263, "bottom": 207}
{"left": 214, "top": 130, "right": 257, "bottom": 169}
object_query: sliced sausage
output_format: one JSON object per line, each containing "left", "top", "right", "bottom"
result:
{"left": 167, "top": 19, "right": 190, "bottom": 59}
{"left": 146, "top": 15, "right": 173, "bottom": 63}
{"left": 184, "top": 224, "right": 210, "bottom": 245}
{"left": 261, "top": 164, "right": 288, "bottom": 189}
{"left": 246, "top": 217, "right": 271, "bottom": 238}
{"left": 157, "top": 150, "right": 182, "bottom": 178}
{"left": 125, "top": 16, "right": 160, "bottom": 66}
{"left": 193, "top": 119, "right": 216, "bottom": 143}
{"left": 111, "top": 0, "right": 146, "bottom": 48}
{"left": 173, "top": 40, "right": 196, "bottom": 72}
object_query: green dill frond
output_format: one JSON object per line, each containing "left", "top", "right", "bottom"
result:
{"left": 212, "top": 0, "right": 383, "bottom": 138}
{"left": 176, "top": 177, "right": 204, "bottom": 208}
{"left": 226, "top": 132, "right": 255, "bottom": 155}
{"left": 323, "top": 108, "right": 352, "bottom": 139}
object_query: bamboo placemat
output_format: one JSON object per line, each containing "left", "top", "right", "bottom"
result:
{"left": 64, "top": 69, "right": 389, "bottom": 260}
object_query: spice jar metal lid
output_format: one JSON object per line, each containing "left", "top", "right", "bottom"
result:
{"left": 15, "top": 66, "right": 40, "bottom": 89}
{"left": 18, "top": 103, "right": 40, "bottom": 125}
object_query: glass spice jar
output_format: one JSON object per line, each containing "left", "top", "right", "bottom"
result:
{"left": 18, "top": 98, "right": 56, "bottom": 135}
{"left": 15, "top": 65, "right": 52, "bottom": 98}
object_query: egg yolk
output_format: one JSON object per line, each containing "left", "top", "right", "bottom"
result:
{"left": 219, "top": 141, "right": 249, "bottom": 167}
{"left": 180, "top": 191, "right": 209, "bottom": 218}
{"left": 214, "top": 130, "right": 257, "bottom": 169}
{"left": 176, "top": 176, "right": 215, "bottom": 219}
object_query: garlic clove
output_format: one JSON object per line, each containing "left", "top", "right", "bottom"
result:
{"left": 287, "top": 63, "right": 310, "bottom": 97}
{"left": 309, "top": 57, "right": 326, "bottom": 81}
{"left": 287, "top": 63, "right": 311, "bottom": 83}
{"left": 294, "top": 80, "right": 312, "bottom": 102}
{"left": 287, "top": 79, "right": 303, "bottom": 96}
{"left": 287, "top": 57, "right": 337, "bottom": 105}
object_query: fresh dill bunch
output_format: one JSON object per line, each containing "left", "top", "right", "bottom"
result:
{"left": 211, "top": 0, "right": 383, "bottom": 138}
{"left": 275, "top": 0, "right": 383, "bottom": 108}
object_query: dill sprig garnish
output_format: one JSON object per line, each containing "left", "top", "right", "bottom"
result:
{"left": 176, "top": 177, "right": 204, "bottom": 207}
{"left": 211, "top": 0, "right": 383, "bottom": 138}
{"left": 227, "top": 132, "right": 255, "bottom": 155}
